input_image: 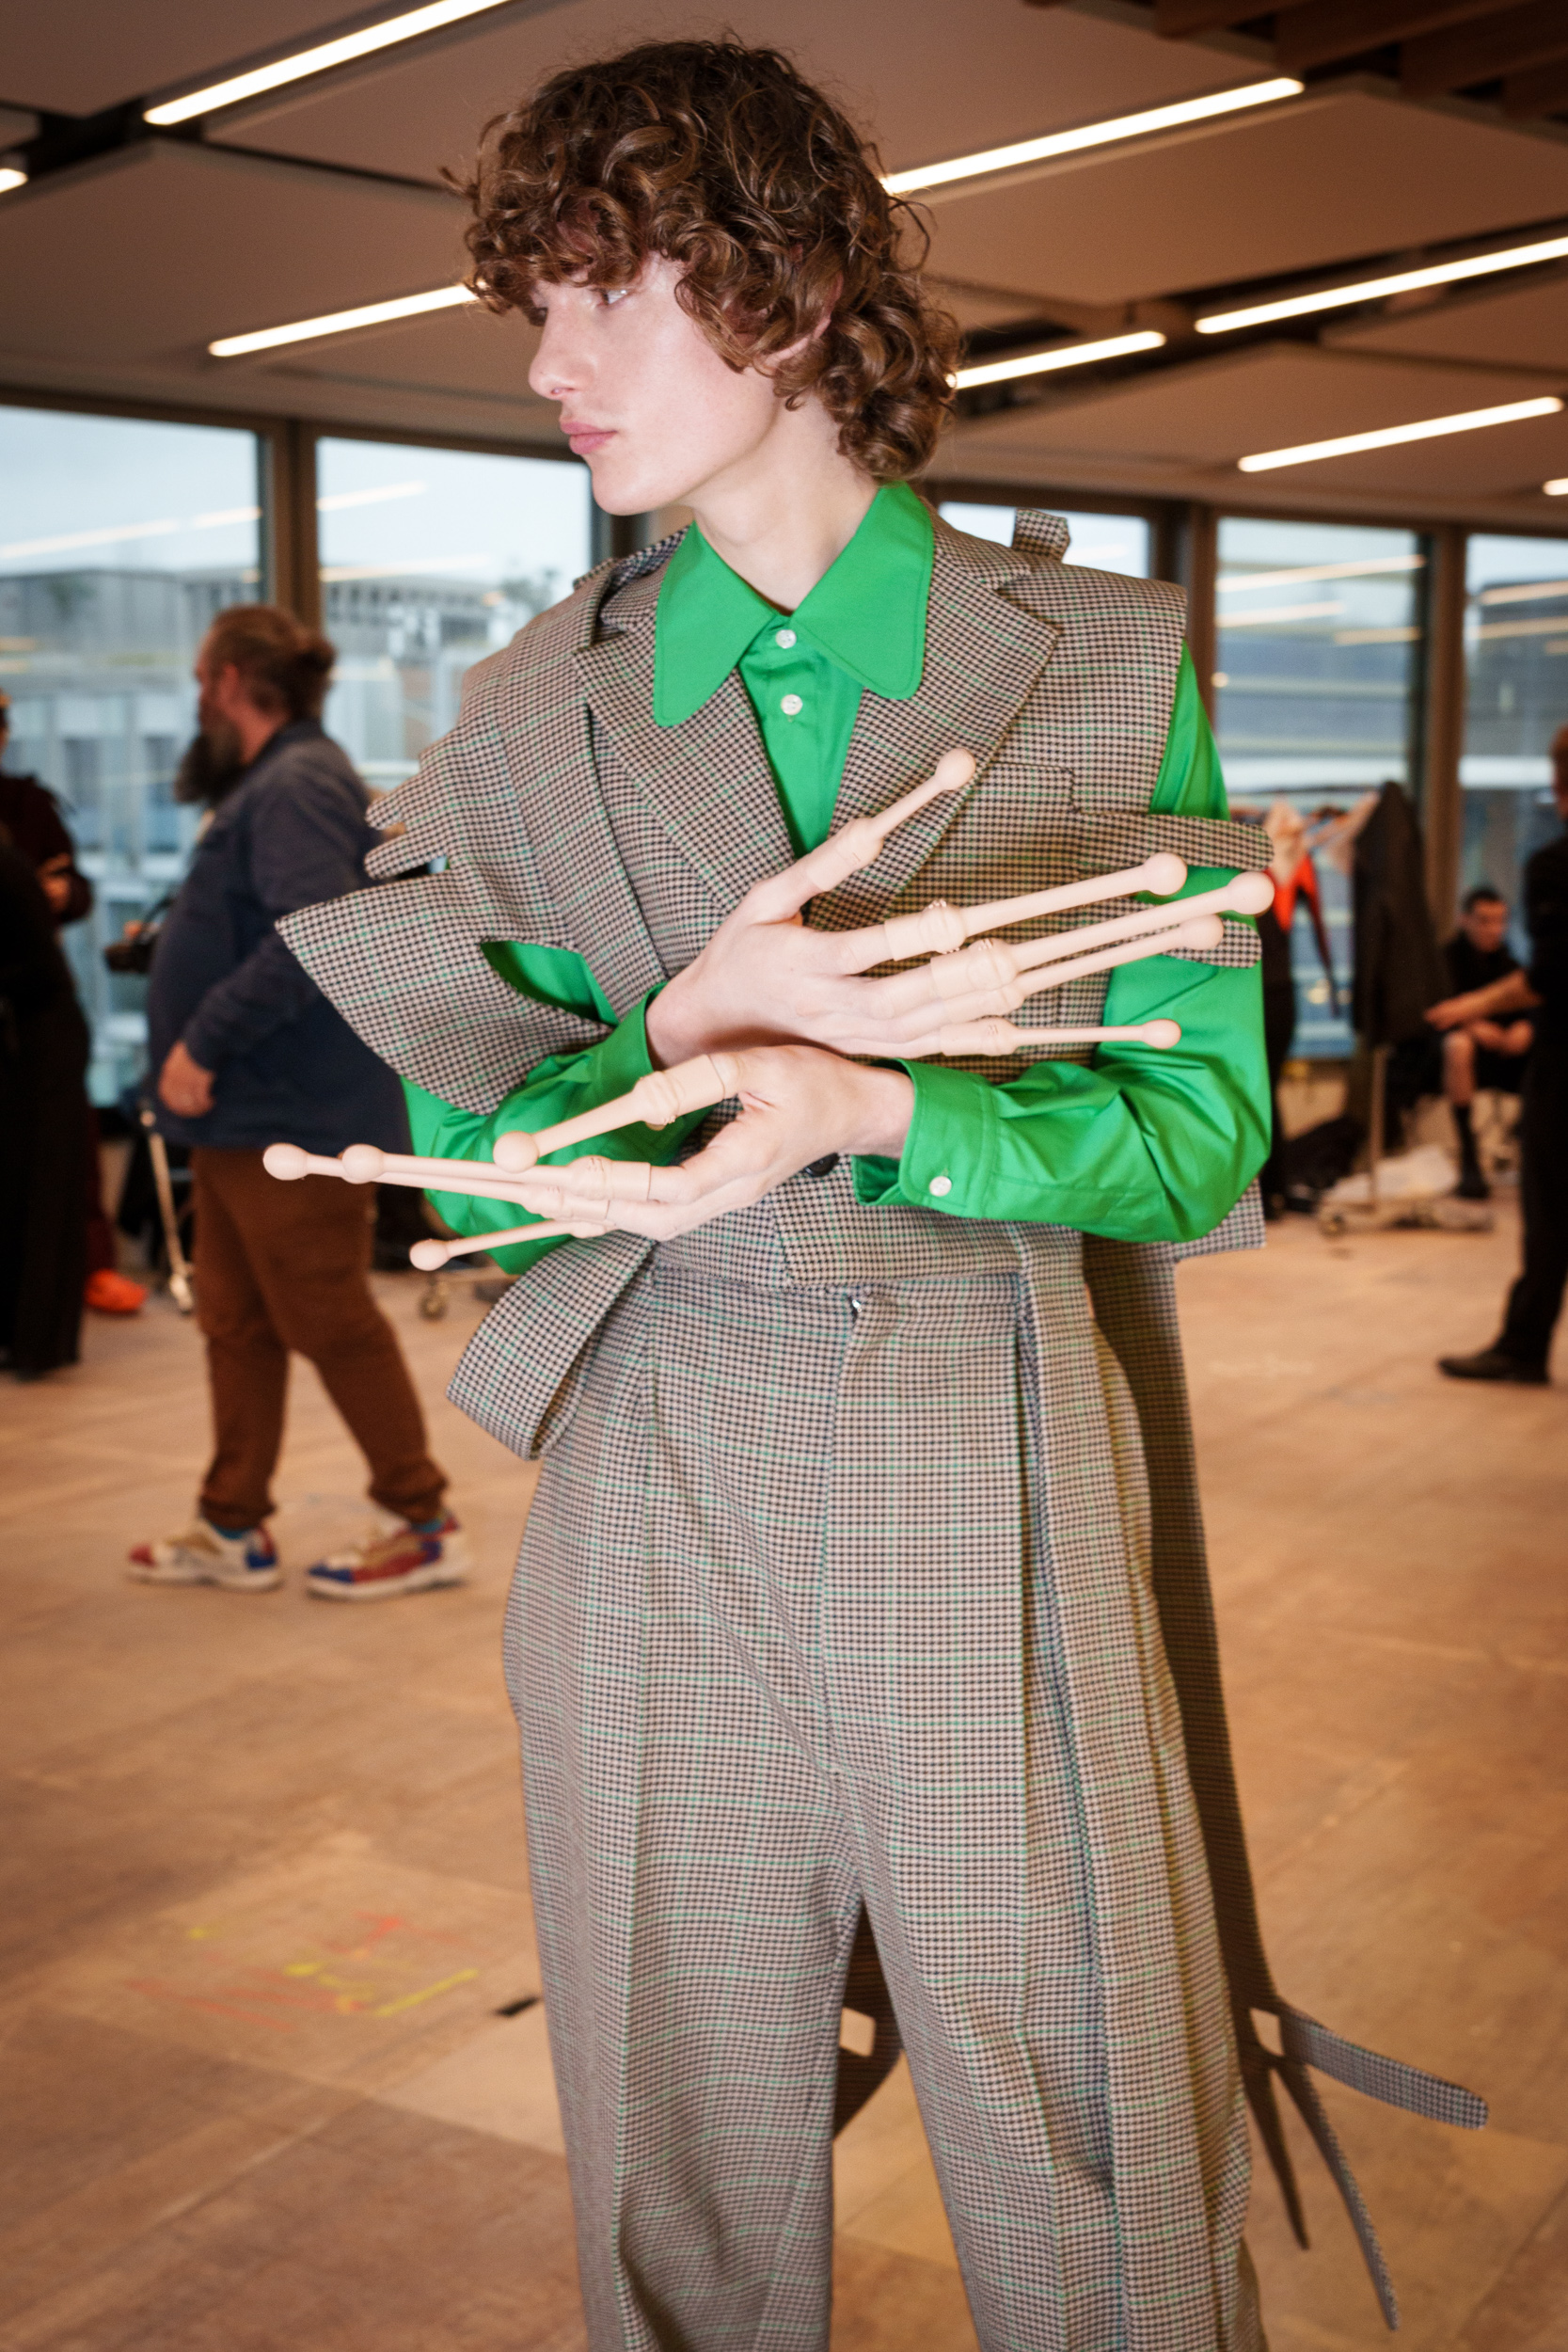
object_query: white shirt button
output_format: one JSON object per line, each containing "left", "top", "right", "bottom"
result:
{"left": 775, "top": 628, "right": 797, "bottom": 647}
{"left": 928, "top": 1174, "right": 953, "bottom": 1197}
{"left": 780, "top": 692, "right": 803, "bottom": 717}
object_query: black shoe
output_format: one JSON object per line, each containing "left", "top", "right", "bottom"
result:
{"left": 1455, "top": 1164, "right": 1491, "bottom": 1201}
{"left": 1437, "top": 1348, "right": 1547, "bottom": 1385}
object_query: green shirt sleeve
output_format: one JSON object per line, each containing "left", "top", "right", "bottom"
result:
{"left": 852, "top": 647, "right": 1271, "bottom": 1245}
{"left": 402, "top": 950, "right": 703, "bottom": 1275}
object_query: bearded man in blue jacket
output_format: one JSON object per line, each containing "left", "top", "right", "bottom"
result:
{"left": 131, "top": 603, "right": 464, "bottom": 1599}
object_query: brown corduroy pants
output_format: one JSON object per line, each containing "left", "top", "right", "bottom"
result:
{"left": 191, "top": 1147, "right": 446, "bottom": 1531}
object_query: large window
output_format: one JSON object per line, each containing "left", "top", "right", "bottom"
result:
{"left": 1212, "top": 516, "right": 1426, "bottom": 1057}
{"left": 316, "top": 437, "right": 593, "bottom": 790}
{"left": 939, "top": 501, "right": 1149, "bottom": 577}
{"left": 0, "top": 405, "right": 262, "bottom": 1103}
{"left": 1461, "top": 533, "right": 1568, "bottom": 950}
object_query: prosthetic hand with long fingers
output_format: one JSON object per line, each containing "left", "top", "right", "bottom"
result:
{"left": 265, "top": 754, "right": 1270, "bottom": 1260}
{"left": 641, "top": 748, "right": 1270, "bottom": 1064}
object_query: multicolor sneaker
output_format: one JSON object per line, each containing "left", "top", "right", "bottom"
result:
{"left": 129, "top": 1520, "right": 280, "bottom": 1591}
{"left": 305, "top": 1514, "right": 469, "bottom": 1602}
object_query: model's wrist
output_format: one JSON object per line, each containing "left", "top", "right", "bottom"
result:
{"left": 843, "top": 1064, "right": 914, "bottom": 1159}
{"left": 643, "top": 971, "right": 707, "bottom": 1070}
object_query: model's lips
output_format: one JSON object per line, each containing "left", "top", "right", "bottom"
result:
{"left": 562, "top": 421, "right": 613, "bottom": 453}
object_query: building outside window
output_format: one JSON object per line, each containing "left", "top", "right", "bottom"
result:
{"left": 316, "top": 437, "right": 593, "bottom": 793}
{"left": 0, "top": 404, "right": 262, "bottom": 1103}
{"left": 1460, "top": 533, "right": 1568, "bottom": 954}
{"left": 938, "top": 501, "right": 1150, "bottom": 577}
{"left": 1212, "top": 516, "right": 1426, "bottom": 1057}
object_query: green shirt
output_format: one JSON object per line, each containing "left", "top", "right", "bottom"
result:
{"left": 406, "top": 485, "right": 1267, "bottom": 1271}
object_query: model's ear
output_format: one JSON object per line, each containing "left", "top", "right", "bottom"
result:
{"left": 756, "top": 278, "right": 841, "bottom": 374}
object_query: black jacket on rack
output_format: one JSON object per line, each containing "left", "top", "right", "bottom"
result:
{"left": 1352, "top": 780, "right": 1447, "bottom": 1048}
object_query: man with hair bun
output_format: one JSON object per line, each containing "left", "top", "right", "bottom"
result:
{"left": 281, "top": 40, "right": 1478, "bottom": 2347}
{"left": 131, "top": 604, "right": 464, "bottom": 1599}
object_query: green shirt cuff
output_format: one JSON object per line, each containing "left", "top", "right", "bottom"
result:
{"left": 402, "top": 989, "right": 693, "bottom": 1276}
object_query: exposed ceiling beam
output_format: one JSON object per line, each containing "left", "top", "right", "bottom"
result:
{"left": 1402, "top": 1, "right": 1568, "bottom": 94}
{"left": 1150, "top": 1, "right": 1300, "bottom": 35}
{"left": 1502, "top": 53, "right": 1568, "bottom": 114}
{"left": 1278, "top": 0, "right": 1529, "bottom": 75}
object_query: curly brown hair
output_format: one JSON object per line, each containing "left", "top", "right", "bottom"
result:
{"left": 459, "top": 39, "right": 958, "bottom": 482}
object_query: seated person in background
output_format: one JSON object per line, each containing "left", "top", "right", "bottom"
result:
{"left": 1443, "top": 884, "right": 1532, "bottom": 1199}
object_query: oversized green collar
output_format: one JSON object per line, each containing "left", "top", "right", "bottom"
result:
{"left": 653, "top": 479, "right": 933, "bottom": 727}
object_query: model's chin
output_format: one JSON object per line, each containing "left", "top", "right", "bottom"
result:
{"left": 578, "top": 450, "right": 648, "bottom": 516}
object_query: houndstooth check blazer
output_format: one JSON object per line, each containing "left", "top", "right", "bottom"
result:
{"left": 281, "top": 509, "right": 1485, "bottom": 2326}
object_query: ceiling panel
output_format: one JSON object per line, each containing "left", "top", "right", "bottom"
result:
{"left": 253, "top": 298, "right": 552, "bottom": 422}
{"left": 0, "top": 141, "right": 466, "bottom": 367}
{"left": 0, "top": 1, "right": 352, "bottom": 118}
{"left": 921, "top": 90, "right": 1568, "bottom": 308}
{"left": 208, "top": 0, "right": 1261, "bottom": 188}
{"left": 1329, "top": 271, "right": 1568, "bottom": 373}
{"left": 959, "top": 344, "right": 1552, "bottom": 469}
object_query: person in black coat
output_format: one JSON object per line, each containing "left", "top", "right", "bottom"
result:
{"left": 0, "top": 690, "right": 93, "bottom": 926}
{"left": 0, "top": 825, "right": 91, "bottom": 1376}
{"left": 1433, "top": 723, "right": 1568, "bottom": 1382}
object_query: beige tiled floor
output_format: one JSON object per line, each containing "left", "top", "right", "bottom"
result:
{"left": 3, "top": 1200, "right": 1562, "bottom": 2349}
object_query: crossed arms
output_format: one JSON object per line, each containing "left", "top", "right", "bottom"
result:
{"left": 269, "top": 754, "right": 1273, "bottom": 1258}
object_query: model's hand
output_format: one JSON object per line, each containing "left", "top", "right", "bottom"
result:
{"left": 646, "top": 751, "right": 978, "bottom": 1066}
{"left": 492, "top": 1046, "right": 914, "bottom": 1240}
{"left": 158, "top": 1040, "right": 215, "bottom": 1118}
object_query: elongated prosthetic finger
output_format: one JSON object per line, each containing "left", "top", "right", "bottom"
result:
{"left": 923, "top": 869, "right": 1272, "bottom": 1004}
{"left": 892, "top": 917, "right": 1226, "bottom": 1053}
{"left": 847, "top": 850, "right": 1189, "bottom": 968}
{"left": 265, "top": 1138, "right": 562, "bottom": 1206}
{"left": 742, "top": 749, "right": 977, "bottom": 926}
{"left": 262, "top": 1142, "right": 378, "bottom": 1184}
{"left": 934, "top": 1017, "right": 1182, "bottom": 1056}
{"left": 409, "top": 1218, "right": 603, "bottom": 1272}
{"left": 493, "top": 1052, "right": 741, "bottom": 1174}
{"left": 499, "top": 1155, "right": 666, "bottom": 1222}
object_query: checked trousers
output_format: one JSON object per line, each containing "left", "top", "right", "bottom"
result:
{"left": 505, "top": 1254, "right": 1258, "bottom": 2352}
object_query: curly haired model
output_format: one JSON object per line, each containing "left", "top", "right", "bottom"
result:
{"left": 460, "top": 39, "right": 958, "bottom": 483}
{"left": 277, "top": 33, "right": 1475, "bottom": 2352}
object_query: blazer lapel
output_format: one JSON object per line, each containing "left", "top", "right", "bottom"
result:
{"left": 577, "top": 571, "right": 795, "bottom": 915}
{"left": 816, "top": 528, "right": 1063, "bottom": 930}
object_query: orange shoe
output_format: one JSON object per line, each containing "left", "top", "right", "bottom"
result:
{"left": 85, "top": 1268, "right": 148, "bottom": 1314}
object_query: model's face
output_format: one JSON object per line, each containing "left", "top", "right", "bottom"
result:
{"left": 529, "top": 259, "right": 798, "bottom": 516}
{"left": 1463, "top": 897, "right": 1510, "bottom": 953}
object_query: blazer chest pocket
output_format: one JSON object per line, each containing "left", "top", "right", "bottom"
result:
{"left": 917, "top": 763, "right": 1083, "bottom": 909}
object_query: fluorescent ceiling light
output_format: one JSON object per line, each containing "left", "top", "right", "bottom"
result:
{"left": 0, "top": 167, "right": 26, "bottom": 196}
{"left": 211, "top": 283, "right": 474, "bottom": 358}
{"left": 1238, "top": 396, "right": 1563, "bottom": 472}
{"left": 1546, "top": 477, "right": 1568, "bottom": 495}
{"left": 1218, "top": 554, "right": 1423, "bottom": 591}
{"left": 321, "top": 555, "right": 492, "bottom": 580}
{"left": 955, "top": 330, "right": 1164, "bottom": 389}
{"left": 1218, "top": 600, "right": 1344, "bottom": 627}
{"left": 1198, "top": 230, "right": 1568, "bottom": 334}
{"left": 884, "top": 78, "right": 1302, "bottom": 198}
{"left": 1478, "top": 577, "right": 1568, "bottom": 605}
{"left": 0, "top": 506, "right": 259, "bottom": 561}
{"left": 1474, "top": 615, "right": 1568, "bottom": 642}
{"left": 146, "top": 0, "right": 515, "bottom": 125}
{"left": 317, "top": 481, "right": 427, "bottom": 512}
